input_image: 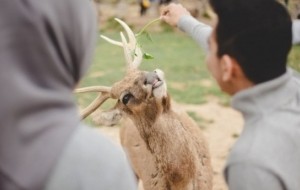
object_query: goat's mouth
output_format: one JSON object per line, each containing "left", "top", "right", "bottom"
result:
{"left": 152, "top": 77, "right": 164, "bottom": 89}
{"left": 145, "top": 69, "right": 167, "bottom": 99}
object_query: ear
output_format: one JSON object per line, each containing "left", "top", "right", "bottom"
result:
{"left": 162, "top": 93, "right": 171, "bottom": 112}
{"left": 220, "top": 55, "right": 234, "bottom": 82}
{"left": 220, "top": 55, "right": 243, "bottom": 82}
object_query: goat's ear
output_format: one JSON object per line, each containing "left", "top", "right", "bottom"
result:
{"left": 162, "top": 94, "right": 171, "bottom": 112}
{"left": 91, "top": 108, "right": 123, "bottom": 126}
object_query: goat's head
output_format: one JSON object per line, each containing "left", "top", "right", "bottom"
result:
{"left": 76, "top": 18, "right": 169, "bottom": 123}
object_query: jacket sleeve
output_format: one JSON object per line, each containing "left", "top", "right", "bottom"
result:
{"left": 293, "top": 20, "right": 300, "bottom": 45}
{"left": 177, "top": 15, "right": 212, "bottom": 53}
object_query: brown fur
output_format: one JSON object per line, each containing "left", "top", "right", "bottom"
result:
{"left": 107, "top": 70, "right": 213, "bottom": 190}
{"left": 83, "top": 18, "right": 213, "bottom": 190}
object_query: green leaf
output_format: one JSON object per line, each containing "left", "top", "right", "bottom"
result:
{"left": 143, "top": 53, "right": 154, "bottom": 60}
{"left": 134, "top": 18, "right": 161, "bottom": 62}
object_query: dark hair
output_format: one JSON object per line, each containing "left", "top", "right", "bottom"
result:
{"left": 209, "top": 0, "right": 292, "bottom": 83}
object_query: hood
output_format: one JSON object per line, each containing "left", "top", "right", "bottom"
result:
{"left": 0, "top": 0, "right": 96, "bottom": 189}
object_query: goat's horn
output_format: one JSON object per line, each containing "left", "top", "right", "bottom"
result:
{"left": 75, "top": 86, "right": 111, "bottom": 93}
{"left": 115, "top": 18, "right": 143, "bottom": 69}
{"left": 115, "top": 18, "right": 136, "bottom": 47}
{"left": 100, "top": 18, "right": 136, "bottom": 49}
{"left": 100, "top": 18, "right": 143, "bottom": 71}
{"left": 132, "top": 44, "right": 143, "bottom": 68}
{"left": 100, "top": 35, "right": 123, "bottom": 47}
{"left": 120, "top": 31, "right": 133, "bottom": 67}
{"left": 75, "top": 86, "right": 112, "bottom": 119}
{"left": 117, "top": 18, "right": 143, "bottom": 70}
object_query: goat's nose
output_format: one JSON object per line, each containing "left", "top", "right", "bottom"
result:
{"left": 145, "top": 72, "right": 158, "bottom": 85}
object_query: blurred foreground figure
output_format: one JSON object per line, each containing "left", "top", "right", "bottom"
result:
{"left": 0, "top": 0, "right": 137, "bottom": 190}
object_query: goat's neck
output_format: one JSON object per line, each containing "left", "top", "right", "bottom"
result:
{"left": 131, "top": 96, "right": 197, "bottom": 187}
{"left": 131, "top": 95, "right": 189, "bottom": 156}
{"left": 130, "top": 96, "right": 171, "bottom": 152}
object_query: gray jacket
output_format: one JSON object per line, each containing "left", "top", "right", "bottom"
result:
{"left": 178, "top": 15, "right": 300, "bottom": 190}
{"left": 227, "top": 70, "right": 300, "bottom": 190}
{"left": 0, "top": 0, "right": 137, "bottom": 189}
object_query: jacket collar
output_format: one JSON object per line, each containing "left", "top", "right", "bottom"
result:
{"left": 231, "top": 69, "right": 298, "bottom": 121}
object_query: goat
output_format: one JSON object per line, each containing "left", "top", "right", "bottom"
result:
{"left": 76, "top": 18, "right": 213, "bottom": 190}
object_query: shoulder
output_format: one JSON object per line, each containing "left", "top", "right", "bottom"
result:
{"left": 62, "top": 125, "right": 133, "bottom": 173}
{"left": 45, "top": 125, "right": 137, "bottom": 190}
{"left": 227, "top": 117, "right": 298, "bottom": 167}
{"left": 225, "top": 162, "right": 285, "bottom": 190}
{"left": 227, "top": 116, "right": 300, "bottom": 187}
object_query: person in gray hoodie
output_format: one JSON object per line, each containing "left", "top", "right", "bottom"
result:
{"left": 0, "top": 0, "right": 137, "bottom": 190}
{"left": 161, "top": 1, "right": 300, "bottom": 190}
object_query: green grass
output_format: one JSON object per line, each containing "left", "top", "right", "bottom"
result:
{"left": 288, "top": 45, "right": 300, "bottom": 71}
{"left": 77, "top": 30, "right": 300, "bottom": 120}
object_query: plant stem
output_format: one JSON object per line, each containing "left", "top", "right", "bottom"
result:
{"left": 136, "top": 17, "right": 161, "bottom": 36}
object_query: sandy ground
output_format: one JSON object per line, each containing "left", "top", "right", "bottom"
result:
{"left": 94, "top": 101, "right": 243, "bottom": 190}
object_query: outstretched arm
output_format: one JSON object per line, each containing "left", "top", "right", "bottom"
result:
{"left": 177, "top": 15, "right": 212, "bottom": 53}
{"left": 161, "top": 3, "right": 212, "bottom": 53}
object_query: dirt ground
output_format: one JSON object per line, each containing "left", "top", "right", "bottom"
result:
{"left": 95, "top": 101, "right": 243, "bottom": 190}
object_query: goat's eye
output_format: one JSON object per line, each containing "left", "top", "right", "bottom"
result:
{"left": 122, "top": 93, "right": 133, "bottom": 105}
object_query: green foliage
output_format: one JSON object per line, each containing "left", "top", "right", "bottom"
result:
{"left": 143, "top": 52, "right": 154, "bottom": 60}
{"left": 135, "top": 18, "right": 161, "bottom": 61}
{"left": 288, "top": 45, "right": 300, "bottom": 72}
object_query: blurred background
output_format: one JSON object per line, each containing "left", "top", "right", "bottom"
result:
{"left": 79, "top": 0, "right": 300, "bottom": 115}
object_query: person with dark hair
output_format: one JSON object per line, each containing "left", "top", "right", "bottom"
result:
{"left": 0, "top": 0, "right": 137, "bottom": 190}
{"left": 161, "top": 1, "right": 300, "bottom": 189}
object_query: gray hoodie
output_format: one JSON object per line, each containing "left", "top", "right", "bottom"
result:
{"left": 0, "top": 0, "right": 137, "bottom": 190}
{"left": 178, "top": 15, "right": 300, "bottom": 190}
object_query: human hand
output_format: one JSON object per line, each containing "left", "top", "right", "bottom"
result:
{"left": 160, "top": 3, "right": 191, "bottom": 27}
